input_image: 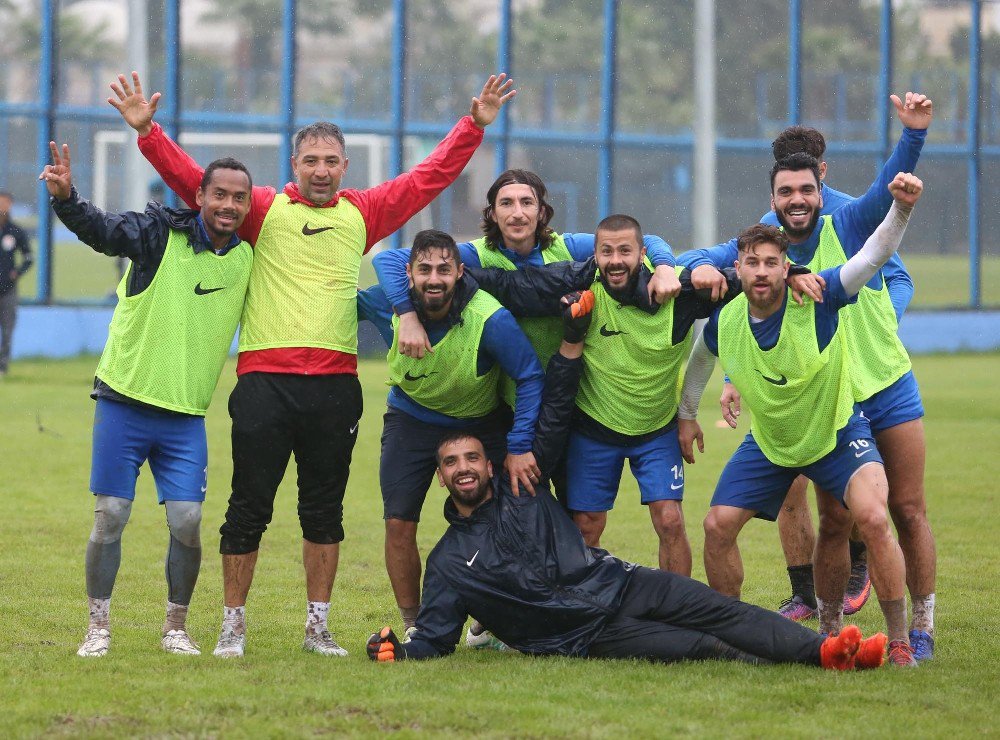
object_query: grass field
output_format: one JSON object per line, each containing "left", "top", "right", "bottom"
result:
{"left": 1, "top": 353, "right": 998, "bottom": 737}
{"left": 15, "top": 240, "right": 1000, "bottom": 309}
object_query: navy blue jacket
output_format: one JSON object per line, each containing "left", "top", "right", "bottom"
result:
{"left": 402, "top": 353, "right": 636, "bottom": 659}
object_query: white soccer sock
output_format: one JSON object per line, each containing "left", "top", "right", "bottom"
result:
{"left": 88, "top": 597, "right": 111, "bottom": 630}
{"left": 816, "top": 597, "right": 843, "bottom": 635}
{"left": 306, "top": 601, "right": 330, "bottom": 634}
{"left": 911, "top": 593, "right": 935, "bottom": 634}
{"left": 164, "top": 601, "right": 189, "bottom": 633}
{"left": 222, "top": 605, "right": 246, "bottom": 634}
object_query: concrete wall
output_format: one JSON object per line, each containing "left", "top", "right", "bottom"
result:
{"left": 8, "top": 304, "right": 1000, "bottom": 362}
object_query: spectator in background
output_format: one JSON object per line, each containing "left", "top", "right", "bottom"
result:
{"left": 0, "top": 190, "right": 34, "bottom": 377}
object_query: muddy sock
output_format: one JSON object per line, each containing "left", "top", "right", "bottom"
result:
{"left": 910, "top": 593, "right": 935, "bottom": 635}
{"left": 816, "top": 597, "right": 843, "bottom": 635}
{"left": 878, "top": 598, "right": 909, "bottom": 643}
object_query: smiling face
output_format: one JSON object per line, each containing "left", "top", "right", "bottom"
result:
{"left": 406, "top": 246, "right": 463, "bottom": 319}
{"left": 736, "top": 240, "right": 790, "bottom": 316}
{"left": 292, "top": 135, "right": 348, "bottom": 205}
{"left": 492, "top": 183, "right": 541, "bottom": 254}
{"left": 595, "top": 227, "right": 645, "bottom": 300}
{"left": 436, "top": 436, "right": 494, "bottom": 513}
{"left": 195, "top": 168, "right": 251, "bottom": 245}
{"left": 771, "top": 168, "right": 822, "bottom": 241}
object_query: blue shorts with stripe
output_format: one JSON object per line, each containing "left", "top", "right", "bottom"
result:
{"left": 90, "top": 397, "right": 208, "bottom": 504}
{"left": 859, "top": 370, "right": 924, "bottom": 435}
{"left": 566, "top": 428, "right": 685, "bottom": 512}
{"left": 710, "top": 411, "right": 882, "bottom": 521}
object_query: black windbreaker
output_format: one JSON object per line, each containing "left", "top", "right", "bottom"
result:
{"left": 401, "top": 352, "right": 635, "bottom": 659}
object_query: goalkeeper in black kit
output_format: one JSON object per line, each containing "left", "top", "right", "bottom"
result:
{"left": 367, "top": 292, "right": 888, "bottom": 670}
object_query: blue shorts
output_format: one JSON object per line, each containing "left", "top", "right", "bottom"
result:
{"left": 566, "top": 428, "right": 684, "bottom": 512}
{"left": 90, "top": 398, "right": 208, "bottom": 503}
{"left": 711, "top": 412, "right": 882, "bottom": 521}
{"left": 860, "top": 371, "right": 924, "bottom": 435}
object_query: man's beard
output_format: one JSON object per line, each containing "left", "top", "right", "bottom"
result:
{"left": 745, "top": 279, "right": 785, "bottom": 311}
{"left": 413, "top": 284, "right": 456, "bottom": 318}
{"left": 775, "top": 207, "right": 821, "bottom": 242}
{"left": 449, "top": 475, "right": 492, "bottom": 509}
{"left": 599, "top": 266, "right": 640, "bottom": 303}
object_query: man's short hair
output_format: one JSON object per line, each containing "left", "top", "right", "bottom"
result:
{"left": 737, "top": 223, "right": 788, "bottom": 256}
{"left": 772, "top": 126, "right": 826, "bottom": 161}
{"left": 199, "top": 158, "right": 253, "bottom": 191}
{"left": 769, "top": 152, "right": 821, "bottom": 193}
{"left": 410, "top": 229, "right": 462, "bottom": 267}
{"left": 0, "top": 191, "right": 12, "bottom": 201}
{"left": 293, "top": 122, "right": 347, "bottom": 158}
{"left": 435, "top": 431, "right": 485, "bottom": 464}
{"left": 595, "top": 213, "right": 643, "bottom": 243}
{"left": 482, "top": 169, "right": 556, "bottom": 250}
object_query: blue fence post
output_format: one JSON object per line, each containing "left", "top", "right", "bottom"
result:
{"left": 35, "top": 0, "right": 56, "bottom": 304}
{"left": 788, "top": 0, "right": 802, "bottom": 125}
{"left": 164, "top": 0, "right": 181, "bottom": 209}
{"left": 390, "top": 0, "right": 406, "bottom": 249}
{"left": 495, "top": 0, "right": 512, "bottom": 176}
{"left": 969, "top": 0, "right": 982, "bottom": 308}
{"left": 877, "top": 0, "right": 893, "bottom": 163}
{"left": 598, "top": 0, "right": 618, "bottom": 218}
{"left": 279, "top": 0, "right": 297, "bottom": 188}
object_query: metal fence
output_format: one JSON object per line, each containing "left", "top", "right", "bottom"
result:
{"left": 4, "top": 0, "right": 997, "bottom": 307}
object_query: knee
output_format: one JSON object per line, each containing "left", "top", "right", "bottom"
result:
{"left": 573, "top": 512, "right": 605, "bottom": 542}
{"left": 166, "top": 501, "right": 202, "bottom": 548}
{"left": 652, "top": 505, "right": 685, "bottom": 540}
{"left": 889, "top": 495, "right": 927, "bottom": 533}
{"left": 853, "top": 507, "right": 891, "bottom": 541}
{"left": 91, "top": 495, "right": 132, "bottom": 543}
{"left": 385, "top": 519, "right": 417, "bottom": 547}
{"left": 703, "top": 511, "right": 736, "bottom": 548}
{"left": 817, "top": 508, "right": 853, "bottom": 539}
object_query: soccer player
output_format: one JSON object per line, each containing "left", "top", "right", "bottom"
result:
{"left": 468, "top": 214, "right": 755, "bottom": 578}
{"left": 357, "top": 229, "right": 544, "bottom": 633}
{"left": 678, "top": 171, "right": 923, "bottom": 666}
{"left": 727, "top": 125, "right": 916, "bottom": 621}
{"left": 679, "top": 92, "right": 936, "bottom": 661}
{"left": 110, "top": 70, "right": 516, "bottom": 658}
{"left": 40, "top": 141, "right": 253, "bottom": 657}
{"left": 0, "top": 190, "right": 33, "bottom": 377}
{"left": 374, "top": 168, "right": 681, "bottom": 403}
{"left": 364, "top": 301, "right": 887, "bottom": 669}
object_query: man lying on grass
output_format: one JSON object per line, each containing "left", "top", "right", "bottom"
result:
{"left": 366, "top": 293, "right": 887, "bottom": 670}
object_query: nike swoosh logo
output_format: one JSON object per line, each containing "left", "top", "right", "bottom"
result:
{"left": 854, "top": 448, "right": 874, "bottom": 459}
{"left": 302, "top": 224, "right": 335, "bottom": 236}
{"left": 404, "top": 370, "right": 437, "bottom": 382}
{"left": 670, "top": 482, "right": 683, "bottom": 490}
{"left": 755, "top": 370, "right": 788, "bottom": 386}
{"left": 466, "top": 550, "right": 479, "bottom": 567}
{"left": 349, "top": 421, "right": 359, "bottom": 435}
{"left": 194, "top": 282, "right": 225, "bottom": 295}
{"left": 599, "top": 324, "right": 626, "bottom": 337}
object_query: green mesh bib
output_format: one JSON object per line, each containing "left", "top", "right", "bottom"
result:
{"left": 472, "top": 234, "right": 573, "bottom": 409}
{"left": 576, "top": 266, "right": 691, "bottom": 436}
{"left": 96, "top": 229, "right": 252, "bottom": 415}
{"left": 387, "top": 290, "right": 503, "bottom": 418}
{"left": 718, "top": 291, "right": 854, "bottom": 467}
{"left": 806, "top": 215, "right": 911, "bottom": 402}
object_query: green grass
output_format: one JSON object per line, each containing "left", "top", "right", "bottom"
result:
{"left": 1, "top": 354, "right": 998, "bottom": 737}
{"left": 15, "top": 240, "right": 1000, "bottom": 308}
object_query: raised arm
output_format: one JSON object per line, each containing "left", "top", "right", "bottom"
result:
{"left": 41, "top": 141, "right": 165, "bottom": 262}
{"left": 110, "top": 72, "right": 273, "bottom": 243}
{"left": 834, "top": 93, "right": 930, "bottom": 254}
{"left": 839, "top": 173, "right": 920, "bottom": 300}
{"left": 350, "top": 75, "right": 516, "bottom": 248}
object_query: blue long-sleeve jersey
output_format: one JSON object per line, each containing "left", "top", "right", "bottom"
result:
{"left": 373, "top": 232, "right": 676, "bottom": 314}
{"left": 357, "top": 283, "right": 544, "bottom": 455}
{"left": 678, "top": 128, "right": 925, "bottom": 321}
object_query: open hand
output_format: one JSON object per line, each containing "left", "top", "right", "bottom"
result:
{"left": 890, "top": 91, "right": 932, "bottom": 130}
{"left": 470, "top": 74, "right": 517, "bottom": 129}
{"left": 108, "top": 71, "right": 160, "bottom": 137}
